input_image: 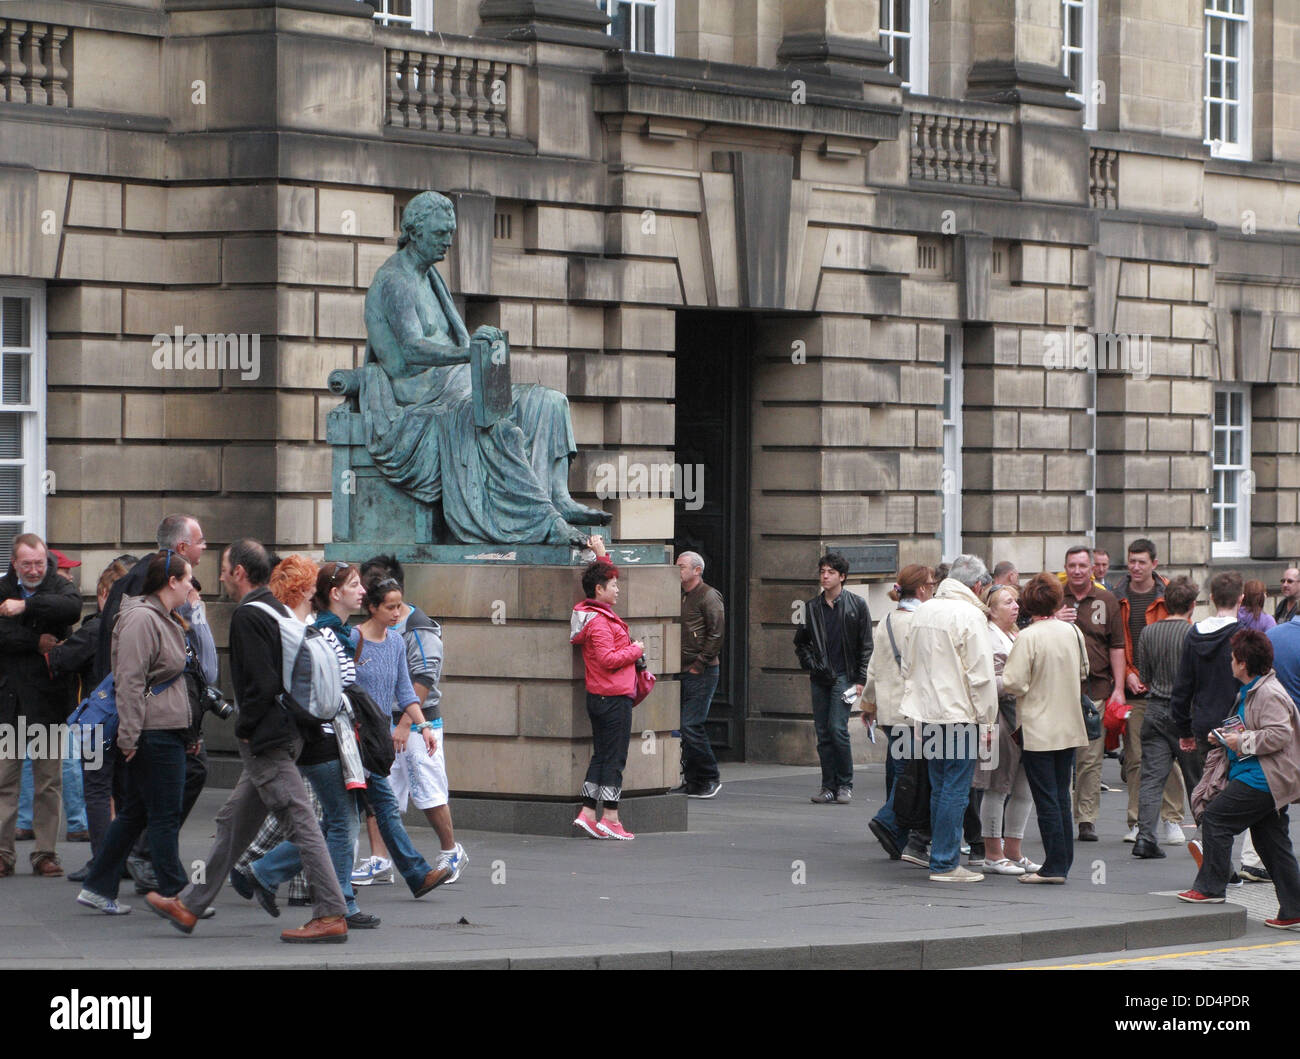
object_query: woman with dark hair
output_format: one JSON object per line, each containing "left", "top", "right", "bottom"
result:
{"left": 1001, "top": 573, "right": 1090, "bottom": 884}
{"left": 76, "top": 551, "right": 193, "bottom": 915}
{"left": 1181, "top": 630, "right": 1300, "bottom": 927}
{"left": 570, "top": 547, "right": 645, "bottom": 840}
{"left": 1237, "top": 580, "right": 1276, "bottom": 634}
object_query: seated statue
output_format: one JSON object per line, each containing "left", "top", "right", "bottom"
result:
{"left": 357, "top": 191, "right": 610, "bottom": 545}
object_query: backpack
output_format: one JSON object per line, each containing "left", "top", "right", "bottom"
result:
{"left": 244, "top": 600, "right": 343, "bottom": 722}
{"left": 69, "top": 669, "right": 184, "bottom": 746}
{"left": 344, "top": 683, "right": 396, "bottom": 777}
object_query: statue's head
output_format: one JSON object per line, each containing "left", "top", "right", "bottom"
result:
{"left": 397, "top": 192, "right": 457, "bottom": 261}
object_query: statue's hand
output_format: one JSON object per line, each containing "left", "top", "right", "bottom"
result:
{"left": 471, "top": 325, "right": 505, "bottom": 344}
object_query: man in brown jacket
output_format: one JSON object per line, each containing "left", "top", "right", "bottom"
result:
{"left": 671, "top": 551, "right": 724, "bottom": 799}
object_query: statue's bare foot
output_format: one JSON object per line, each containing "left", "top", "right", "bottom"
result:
{"left": 548, "top": 518, "right": 591, "bottom": 547}
{"left": 556, "top": 501, "right": 613, "bottom": 526}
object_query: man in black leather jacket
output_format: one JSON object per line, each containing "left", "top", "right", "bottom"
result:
{"left": 793, "top": 552, "right": 873, "bottom": 805}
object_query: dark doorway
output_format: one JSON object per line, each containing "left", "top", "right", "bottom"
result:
{"left": 674, "top": 311, "right": 751, "bottom": 762}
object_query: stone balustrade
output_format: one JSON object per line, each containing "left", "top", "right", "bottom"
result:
{"left": 384, "top": 46, "right": 513, "bottom": 137}
{"left": 1090, "top": 146, "right": 1119, "bottom": 209}
{"left": 0, "top": 19, "right": 71, "bottom": 107}
{"left": 909, "top": 108, "right": 1005, "bottom": 186}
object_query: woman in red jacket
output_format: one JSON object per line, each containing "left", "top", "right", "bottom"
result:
{"left": 570, "top": 557, "right": 645, "bottom": 840}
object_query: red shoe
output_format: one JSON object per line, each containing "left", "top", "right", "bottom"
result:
{"left": 1265, "top": 917, "right": 1300, "bottom": 930}
{"left": 1187, "top": 840, "right": 1203, "bottom": 869}
{"left": 596, "top": 819, "right": 635, "bottom": 841}
{"left": 572, "top": 814, "right": 602, "bottom": 839}
{"left": 1176, "top": 889, "right": 1224, "bottom": 903}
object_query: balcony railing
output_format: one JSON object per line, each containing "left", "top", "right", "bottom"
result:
{"left": 385, "top": 48, "right": 513, "bottom": 138}
{"left": 1089, "top": 146, "right": 1119, "bottom": 209}
{"left": 909, "top": 110, "right": 1004, "bottom": 186}
{"left": 1, "top": 19, "right": 70, "bottom": 107}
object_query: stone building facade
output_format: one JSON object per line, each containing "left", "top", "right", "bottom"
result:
{"left": 2, "top": 0, "right": 1299, "bottom": 771}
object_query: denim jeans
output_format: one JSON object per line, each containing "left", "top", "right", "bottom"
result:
{"left": 871, "top": 726, "right": 913, "bottom": 848}
{"left": 18, "top": 750, "right": 87, "bottom": 833}
{"left": 679, "top": 667, "right": 720, "bottom": 787}
{"left": 1193, "top": 780, "right": 1300, "bottom": 914}
{"left": 1022, "top": 747, "right": 1076, "bottom": 878}
{"left": 251, "top": 759, "right": 361, "bottom": 916}
{"left": 809, "top": 673, "right": 853, "bottom": 791}
{"left": 361, "top": 771, "right": 434, "bottom": 894}
{"left": 82, "top": 744, "right": 124, "bottom": 858}
{"left": 83, "top": 730, "right": 188, "bottom": 900}
{"left": 926, "top": 724, "right": 978, "bottom": 872}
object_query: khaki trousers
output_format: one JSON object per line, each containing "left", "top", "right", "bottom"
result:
{"left": 0, "top": 752, "right": 62, "bottom": 868}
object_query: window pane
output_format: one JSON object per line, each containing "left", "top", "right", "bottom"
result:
{"left": 1214, "top": 390, "right": 1227, "bottom": 421}
{"left": 2, "top": 354, "right": 29, "bottom": 405}
{"left": 1226, "top": 104, "right": 1237, "bottom": 143}
{"left": 896, "top": 0, "right": 910, "bottom": 32}
{"left": 0, "top": 414, "right": 20, "bottom": 459}
{"left": 1210, "top": 60, "right": 1222, "bottom": 99}
{"left": 1224, "top": 503, "right": 1237, "bottom": 541}
{"left": 609, "top": 2, "right": 632, "bottom": 49}
{"left": 1069, "top": 5, "right": 1082, "bottom": 43}
{"left": 1230, "top": 431, "right": 1243, "bottom": 465}
{"left": 0, "top": 468, "right": 22, "bottom": 516}
{"left": 1225, "top": 60, "right": 1238, "bottom": 99}
{"left": 1231, "top": 391, "right": 1243, "bottom": 425}
{"left": 1, "top": 298, "right": 29, "bottom": 348}
{"left": 634, "top": 3, "right": 655, "bottom": 52}
{"left": 896, "top": 39, "right": 910, "bottom": 84}
{"left": 1224, "top": 21, "right": 1239, "bottom": 59}
{"left": 0, "top": 524, "right": 15, "bottom": 568}
{"left": 1067, "top": 52, "right": 1081, "bottom": 90}
{"left": 1214, "top": 431, "right": 1227, "bottom": 465}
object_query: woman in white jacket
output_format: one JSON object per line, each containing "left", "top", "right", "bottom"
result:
{"left": 863, "top": 564, "right": 934, "bottom": 861}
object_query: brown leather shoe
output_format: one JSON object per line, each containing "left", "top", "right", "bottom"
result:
{"left": 32, "top": 855, "right": 63, "bottom": 877}
{"left": 146, "top": 892, "right": 198, "bottom": 934}
{"left": 280, "top": 915, "right": 348, "bottom": 943}
{"left": 413, "top": 865, "right": 451, "bottom": 898}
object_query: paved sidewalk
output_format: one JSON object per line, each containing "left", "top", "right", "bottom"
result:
{"left": 0, "top": 759, "right": 1244, "bottom": 969}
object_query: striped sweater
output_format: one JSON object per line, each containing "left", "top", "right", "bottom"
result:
{"left": 1136, "top": 617, "right": 1192, "bottom": 702}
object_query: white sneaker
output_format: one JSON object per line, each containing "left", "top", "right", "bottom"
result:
{"left": 371, "top": 857, "right": 394, "bottom": 884}
{"left": 1123, "top": 825, "right": 1139, "bottom": 843}
{"left": 76, "top": 889, "right": 131, "bottom": 915}
{"left": 983, "top": 858, "right": 1027, "bottom": 876}
{"left": 930, "top": 866, "right": 984, "bottom": 883}
{"left": 1160, "top": 821, "right": 1187, "bottom": 845}
{"left": 437, "top": 843, "right": 468, "bottom": 885}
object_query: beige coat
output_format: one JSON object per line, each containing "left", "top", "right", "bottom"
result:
{"left": 1001, "top": 618, "right": 1090, "bottom": 752}
{"left": 859, "top": 608, "right": 915, "bottom": 727}
{"left": 899, "top": 580, "right": 997, "bottom": 726}
{"left": 111, "top": 594, "right": 190, "bottom": 752}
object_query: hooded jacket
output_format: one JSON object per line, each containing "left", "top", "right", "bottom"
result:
{"left": 1111, "top": 572, "right": 1170, "bottom": 688}
{"left": 0, "top": 561, "right": 82, "bottom": 726}
{"left": 899, "top": 579, "right": 998, "bottom": 726}
{"left": 396, "top": 603, "right": 443, "bottom": 720}
{"left": 1170, "top": 615, "right": 1241, "bottom": 739}
{"left": 111, "top": 595, "right": 191, "bottom": 752}
{"left": 570, "top": 598, "right": 642, "bottom": 697}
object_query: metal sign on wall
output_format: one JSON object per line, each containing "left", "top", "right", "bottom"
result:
{"left": 831, "top": 542, "right": 899, "bottom": 575}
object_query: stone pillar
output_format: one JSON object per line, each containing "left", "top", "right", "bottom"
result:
{"left": 776, "top": 0, "right": 897, "bottom": 84}
{"left": 477, "top": 0, "right": 614, "bottom": 49}
{"left": 966, "top": 0, "right": 1077, "bottom": 109}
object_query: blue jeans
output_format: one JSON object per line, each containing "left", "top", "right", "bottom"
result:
{"left": 19, "top": 750, "right": 87, "bottom": 833}
{"left": 362, "top": 772, "right": 434, "bottom": 893}
{"left": 927, "top": 724, "right": 978, "bottom": 873}
{"left": 251, "top": 759, "right": 362, "bottom": 916}
{"left": 1021, "top": 748, "right": 1076, "bottom": 878}
{"left": 809, "top": 673, "right": 853, "bottom": 791}
{"left": 83, "top": 730, "right": 188, "bottom": 900}
{"left": 871, "top": 726, "right": 913, "bottom": 848}
{"left": 679, "top": 667, "right": 721, "bottom": 787}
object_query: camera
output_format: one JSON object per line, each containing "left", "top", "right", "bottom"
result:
{"left": 201, "top": 683, "right": 233, "bottom": 720}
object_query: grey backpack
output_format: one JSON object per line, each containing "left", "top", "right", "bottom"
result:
{"left": 245, "top": 601, "right": 343, "bottom": 721}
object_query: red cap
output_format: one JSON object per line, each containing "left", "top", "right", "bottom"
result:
{"left": 50, "top": 549, "right": 81, "bottom": 570}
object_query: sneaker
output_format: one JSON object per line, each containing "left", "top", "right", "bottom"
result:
{"left": 1160, "top": 820, "right": 1187, "bottom": 845}
{"left": 76, "top": 889, "right": 131, "bottom": 915}
{"left": 437, "top": 843, "right": 469, "bottom": 885}
{"left": 1077, "top": 822, "right": 1098, "bottom": 842}
{"left": 572, "top": 814, "right": 603, "bottom": 839}
{"left": 667, "top": 782, "right": 693, "bottom": 795}
{"left": 1012, "top": 856, "right": 1043, "bottom": 874}
{"left": 834, "top": 787, "right": 852, "bottom": 804}
{"left": 931, "top": 866, "right": 984, "bottom": 883}
{"left": 346, "top": 911, "right": 381, "bottom": 929}
{"left": 595, "top": 819, "right": 635, "bottom": 841}
{"left": 1265, "top": 917, "right": 1300, "bottom": 930}
{"left": 1176, "top": 889, "right": 1225, "bottom": 903}
{"left": 983, "top": 858, "right": 1027, "bottom": 876}
{"left": 810, "top": 788, "right": 836, "bottom": 804}
{"left": 229, "top": 867, "right": 254, "bottom": 901}
{"left": 370, "top": 859, "right": 394, "bottom": 885}
{"left": 1099, "top": 782, "right": 1114, "bottom": 793}
{"left": 960, "top": 842, "right": 971, "bottom": 855}
{"left": 868, "top": 818, "right": 902, "bottom": 860}
{"left": 1123, "top": 825, "right": 1139, "bottom": 843}
{"left": 351, "top": 856, "right": 393, "bottom": 887}
{"left": 690, "top": 781, "right": 722, "bottom": 799}
{"left": 1239, "top": 864, "right": 1272, "bottom": 883}
{"left": 900, "top": 841, "right": 931, "bottom": 868}
{"left": 1187, "top": 840, "right": 1204, "bottom": 869}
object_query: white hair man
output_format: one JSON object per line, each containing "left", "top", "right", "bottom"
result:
{"left": 671, "top": 551, "right": 725, "bottom": 799}
{"left": 899, "top": 555, "right": 998, "bottom": 883}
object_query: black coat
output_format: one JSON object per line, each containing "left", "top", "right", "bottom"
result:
{"left": 0, "top": 563, "right": 83, "bottom": 725}
{"left": 793, "top": 589, "right": 873, "bottom": 686}
{"left": 48, "top": 611, "right": 104, "bottom": 694}
{"left": 230, "top": 587, "right": 298, "bottom": 755}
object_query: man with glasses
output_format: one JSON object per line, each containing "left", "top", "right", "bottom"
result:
{"left": 0, "top": 534, "right": 83, "bottom": 878}
{"left": 1276, "top": 568, "right": 1300, "bottom": 625}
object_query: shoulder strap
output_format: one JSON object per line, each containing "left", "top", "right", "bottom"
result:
{"left": 1071, "top": 623, "right": 1090, "bottom": 680}
{"left": 885, "top": 612, "right": 902, "bottom": 668}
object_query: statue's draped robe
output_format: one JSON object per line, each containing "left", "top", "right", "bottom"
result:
{"left": 359, "top": 264, "right": 576, "bottom": 543}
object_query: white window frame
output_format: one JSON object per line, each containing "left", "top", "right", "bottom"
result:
{"left": 600, "top": 0, "right": 675, "bottom": 56}
{"left": 1061, "top": 0, "right": 1099, "bottom": 129}
{"left": 880, "top": 0, "right": 928, "bottom": 95}
{"left": 367, "top": 0, "right": 434, "bottom": 32}
{"left": 941, "top": 329, "right": 962, "bottom": 561}
{"left": 0, "top": 283, "right": 47, "bottom": 568}
{"left": 1212, "top": 385, "right": 1251, "bottom": 558}
{"left": 1204, "top": 0, "right": 1252, "bottom": 160}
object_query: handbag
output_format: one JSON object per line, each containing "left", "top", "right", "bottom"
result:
{"left": 893, "top": 752, "right": 932, "bottom": 830}
{"left": 633, "top": 666, "right": 656, "bottom": 706}
{"left": 1070, "top": 624, "right": 1102, "bottom": 741}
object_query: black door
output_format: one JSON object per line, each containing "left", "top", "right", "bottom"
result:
{"left": 674, "top": 311, "right": 751, "bottom": 761}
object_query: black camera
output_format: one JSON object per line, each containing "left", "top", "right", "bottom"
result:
{"left": 201, "top": 684, "right": 233, "bottom": 720}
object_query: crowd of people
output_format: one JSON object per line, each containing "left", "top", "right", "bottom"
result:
{"left": 0, "top": 519, "right": 466, "bottom": 943}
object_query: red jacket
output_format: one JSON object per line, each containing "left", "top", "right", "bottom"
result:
{"left": 570, "top": 598, "right": 642, "bottom": 697}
